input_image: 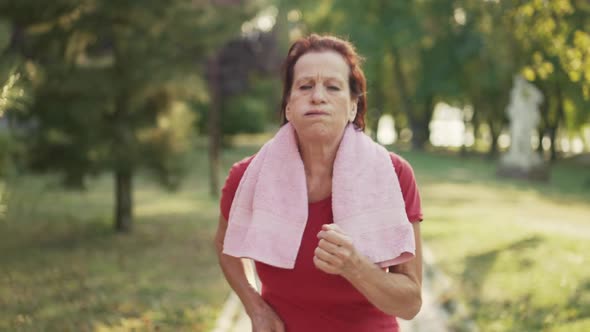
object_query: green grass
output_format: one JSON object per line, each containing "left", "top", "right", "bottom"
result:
{"left": 0, "top": 146, "right": 256, "bottom": 332}
{"left": 398, "top": 149, "right": 590, "bottom": 332}
{"left": 2, "top": 144, "right": 589, "bottom": 332}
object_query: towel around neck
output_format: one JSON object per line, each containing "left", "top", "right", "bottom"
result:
{"left": 223, "top": 123, "right": 415, "bottom": 269}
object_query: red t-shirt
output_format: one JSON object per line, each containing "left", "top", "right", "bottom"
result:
{"left": 220, "top": 152, "right": 423, "bottom": 332}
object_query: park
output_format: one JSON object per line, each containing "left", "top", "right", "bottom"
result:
{"left": 1, "top": 1, "right": 589, "bottom": 331}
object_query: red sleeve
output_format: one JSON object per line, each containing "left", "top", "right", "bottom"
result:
{"left": 220, "top": 155, "right": 255, "bottom": 220}
{"left": 389, "top": 152, "right": 424, "bottom": 223}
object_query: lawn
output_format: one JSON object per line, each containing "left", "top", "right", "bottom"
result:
{"left": 402, "top": 149, "right": 590, "bottom": 332}
{"left": 0, "top": 146, "right": 256, "bottom": 332}
{"left": 1, "top": 145, "right": 589, "bottom": 332}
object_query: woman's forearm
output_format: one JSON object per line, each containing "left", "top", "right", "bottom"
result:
{"left": 215, "top": 215, "right": 285, "bottom": 331}
{"left": 343, "top": 256, "right": 422, "bottom": 320}
{"left": 214, "top": 214, "right": 266, "bottom": 316}
{"left": 216, "top": 252, "right": 267, "bottom": 316}
{"left": 315, "top": 223, "right": 424, "bottom": 320}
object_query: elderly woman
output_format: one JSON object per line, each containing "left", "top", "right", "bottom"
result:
{"left": 214, "top": 34, "right": 423, "bottom": 332}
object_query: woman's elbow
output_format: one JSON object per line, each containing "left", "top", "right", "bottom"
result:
{"left": 397, "top": 290, "right": 422, "bottom": 320}
{"left": 387, "top": 288, "right": 422, "bottom": 320}
{"left": 213, "top": 234, "right": 224, "bottom": 256}
{"left": 399, "top": 296, "right": 422, "bottom": 320}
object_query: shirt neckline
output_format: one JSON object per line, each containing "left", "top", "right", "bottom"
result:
{"left": 308, "top": 195, "right": 332, "bottom": 206}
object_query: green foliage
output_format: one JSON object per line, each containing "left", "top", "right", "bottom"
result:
{"left": 0, "top": 0, "right": 256, "bottom": 184}
{"left": 224, "top": 76, "right": 281, "bottom": 135}
{"left": 197, "top": 75, "right": 281, "bottom": 137}
{"left": 0, "top": 60, "right": 29, "bottom": 117}
{"left": 282, "top": 0, "right": 589, "bottom": 149}
{"left": 138, "top": 100, "right": 197, "bottom": 190}
{"left": 223, "top": 94, "right": 270, "bottom": 135}
{"left": 0, "top": 133, "right": 13, "bottom": 177}
{"left": 292, "top": 0, "right": 479, "bottom": 147}
{"left": 0, "top": 0, "right": 260, "bottom": 228}
{"left": 509, "top": 0, "right": 590, "bottom": 135}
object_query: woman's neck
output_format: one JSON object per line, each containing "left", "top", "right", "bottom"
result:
{"left": 297, "top": 134, "right": 341, "bottom": 178}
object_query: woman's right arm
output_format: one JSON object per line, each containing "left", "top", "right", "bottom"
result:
{"left": 214, "top": 215, "right": 285, "bottom": 332}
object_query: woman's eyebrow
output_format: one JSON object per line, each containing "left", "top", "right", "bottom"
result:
{"left": 294, "top": 76, "right": 345, "bottom": 84}
{"left": 294, "top": 77, "right": 311, "bottom": 85}
{"left": 325, "top": 78, "right": 344, "bottom": 85}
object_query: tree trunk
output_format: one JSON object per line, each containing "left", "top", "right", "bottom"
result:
{"left": 537, "top": 127, "right": 545, "bottom": 156}
{"left": 115, "top": 168, "right": 133, "bottom": 232}
{"left": 391, "top": 47, "right": 418, "bottom": 146}
{"left": 487, "top": 118, "right": 500, "bottom": 159}
{"left": 111, "top": 37, "right": 135, "bottom": 232}
{"left": 410, "top": 118, "right": 430, "bottom": 150}
{"left": 548, "top": 126, "right": 558, "bottom": 161}
{"left": 208, "top": 56, "right": 221, "bottom": 198}
{"left": 472, "top": 108, "right": 480, "bottom": 145}
{"left": 462, "top": 105, "right": 480, "bottom": 157}
{"left": 548, "top": 84, "right": 565, "bottom": 162}
{"left": 391, "top": 47, "right": 435, "bottom": 149}
{"left": 411, "top": 95, "right": 434, "bottom": 150}
{"left": 426, "top": 99, "right": 435, "bottom": 141}
{"left": 112, "top": 87, "right": 134, "bottom": 232}
{"left": 537, "top": 84, "right": 550, "bottom": 154}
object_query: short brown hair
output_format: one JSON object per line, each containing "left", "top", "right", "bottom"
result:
{"left": 280, "top": 34, "right": 367, "bottom": 131}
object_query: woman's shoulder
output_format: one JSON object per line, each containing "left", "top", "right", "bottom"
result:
{"left": 222, "top": 154, "right": 256, "bottom": 194}
{"left": 226, "top": 154, "right": 256, "bottom": 181}
{"left": 387, "top": 151, "right": 415, "bottom": 176}
{"left": 220, "top": 154, "right": 256, "bottom": 220}
{"left": 387, "top": 151, "right": 423, "bottom": 222}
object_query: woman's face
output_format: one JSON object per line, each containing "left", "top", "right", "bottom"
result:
{"left": 285, "top": 51, "right": 357, "bottom": 142}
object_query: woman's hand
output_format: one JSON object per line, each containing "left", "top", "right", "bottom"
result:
{"left": 313, "top": 224, "right": 364, "bottom": 278}
{"left": 314, "top": 223, "right": 424, "bottom": 319}
{"left": 248, "top": 301, "right": 285, "bottom": 332}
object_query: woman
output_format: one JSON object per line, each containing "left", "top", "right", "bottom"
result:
{"left": 214, "top": 34, "right": 423, "bottom": 332}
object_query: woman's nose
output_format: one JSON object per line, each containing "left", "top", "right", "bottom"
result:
{"left": 311, "top": 86, "right": 327, "bottom": 103}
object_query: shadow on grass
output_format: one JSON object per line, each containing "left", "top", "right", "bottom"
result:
{"left": 456, "top": 235, "right": 590, "bottom": 330}
{"left": 469, "top": 278, "right": 590, "bottom": 331}
{"left": 0, "top": 211, "right": 225, "bottom": 332}
{"left": 564, "top": 280, "right": 590, "bottom": 324}
{"left": 461, "top": 236, "right": 543, "bottom": 305}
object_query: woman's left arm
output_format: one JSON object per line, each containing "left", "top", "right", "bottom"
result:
{"left": 314, "top": 222, "right": 423, "bottom": 320}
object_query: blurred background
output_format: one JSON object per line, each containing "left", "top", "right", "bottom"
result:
{"left": 0, "top": 0, "right": 589, "bottom": 331}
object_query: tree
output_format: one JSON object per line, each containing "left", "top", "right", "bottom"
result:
{"left": 510, "top": 0, "right": 590, "bottom": 160}
{"left": 0, "top": 0, "right": 256, "bottom": 231}
{"left": 0, "top": 18, "right": 30, "bottom": 178}
{"left": 206, "top": 30, "right": 280, "bottom": 197}
{"left": 294, "top": 0, "right": 469, "bottom": 149}
{"left": 456, "top": 0, "right": 520, "bottom": 157}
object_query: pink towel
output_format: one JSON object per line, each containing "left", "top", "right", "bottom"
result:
{"left": 223, "top": 123, "right": 415, "bottom": 269}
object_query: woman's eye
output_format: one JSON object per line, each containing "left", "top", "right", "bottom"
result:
{"left": 328, "top": 86, "right": 341, "bottom": 91}
{"left": 300, "top": 85, "right": 312, "bottom": 90}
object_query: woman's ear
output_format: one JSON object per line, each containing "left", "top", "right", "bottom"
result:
{"left": 349, "top": 101, "right": 357, "bottom": 122}
{"left": 285, "top": 104, "right": 291, "bottom": 121}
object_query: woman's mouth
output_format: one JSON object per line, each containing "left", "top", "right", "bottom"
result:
{"left": 304, "top": 110, "right": 329, "bottom": 116}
